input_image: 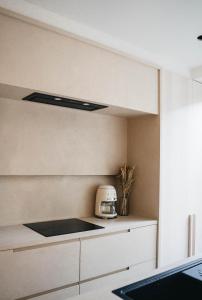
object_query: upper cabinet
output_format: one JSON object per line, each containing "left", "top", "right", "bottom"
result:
{"left": 0, "top": 13, "right": 158, "bottom": 116}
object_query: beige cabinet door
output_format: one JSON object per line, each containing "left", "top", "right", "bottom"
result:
{"left": 0, "top": 241, "right": 79, "bottom": 300}
{"left": 0, "top": 251, "right": 13, "bottom": 300}
{"left": 190, "top": 81, "right": 202, "bottom": 256}
{"left": 80, "top": 225, "right": 157, "bottom": 280}
{"left": 0, "top": 14, "right": 158, "bottom": 115}
{"left": 80, "top": 260, "right": 156, "bottom": 294}
{"left": 158, "top": 70, "right": 196, "bottom": 267}
{"left": 28, "top": 285, "right": 79, "bottom": 300}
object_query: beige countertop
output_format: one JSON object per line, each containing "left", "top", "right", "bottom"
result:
{"left": 0, "top": 216, "right": 157, "bottom": 251}
{"left": 67, "top": 256, "right": 202, "bottom": 300}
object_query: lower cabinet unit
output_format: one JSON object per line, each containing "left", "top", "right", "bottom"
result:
{"left": 80, "top": 260, "right": 156, "bottom": 294}
{"left": 28, "top": 285, "right": 79, "bottom": 300}
{"left": 0, "top": 240, "right": 80, "bottom": 300}
{"left": 0, "top": 223, "right": 157, "bottom": 300}
{"left": 80, "top": 225, "right": 157, "bottom": 280}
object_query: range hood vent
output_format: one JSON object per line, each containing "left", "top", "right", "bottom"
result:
{"left": 23, "top": 92, "right": 108, "bottom": 111}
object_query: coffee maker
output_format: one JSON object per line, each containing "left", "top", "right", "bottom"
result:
{"left": 95, "top": 185, "right": 117, "bottom": 219}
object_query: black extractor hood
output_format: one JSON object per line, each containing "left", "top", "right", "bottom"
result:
{"left": 23, "top": 92, "right": 108, "bottom": 112}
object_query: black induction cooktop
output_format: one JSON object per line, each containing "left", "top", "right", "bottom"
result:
{"left": 24, "top": 218, "right": 104, "bottom": 237}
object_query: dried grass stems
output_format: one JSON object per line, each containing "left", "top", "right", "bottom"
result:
{"left": 117, "top": 164, "right": 136, "bottom": 199}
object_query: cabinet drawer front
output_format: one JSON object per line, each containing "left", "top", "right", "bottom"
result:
{"left": 80, "top": 260, "right": 156, "bottom": 294}
{"left": 80, "top": 225, "right": 157, "bottom": 280}
{"left": 28, "top": 285, "right": 79, "bottom": 300}
{"left": 0, "top": 241, "right": 79, "bottom": 300}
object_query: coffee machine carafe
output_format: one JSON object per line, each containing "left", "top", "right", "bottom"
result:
{"left": 95, "top": 185, "right": 117, "bottom": 219}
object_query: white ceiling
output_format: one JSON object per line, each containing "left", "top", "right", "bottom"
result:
{"left": 1, "top": 0, "right": 202, "bottom": 77}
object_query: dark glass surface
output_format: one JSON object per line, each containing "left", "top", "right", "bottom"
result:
{"left": 24, "top": 218, "right": 104, "bottom": 237}
{"left": 113, "top": 259, "right": 202, "bottom": 300}
{"left": 126, "top": 273, "right": 201, "bottom": 300}
{"left": 183, "top": 263, "right": 202, "bottom": 281}
{"left": 23, "top": 92, "right": 108, "bottom": 111}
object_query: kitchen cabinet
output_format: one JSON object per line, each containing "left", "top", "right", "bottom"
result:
{"left": 0, "top": 14, "right": 158, "bottom": 115}
{"left": 80, "top": 225, "right": 157, "bottom": 280}
{"left": 0, "top": 241, "right": 80, "bottom": 300}
{"left": 0, "top": 251, "right": 13, "bottom": 300}
{"left": 158, "top": 70, "right": 192, "bottom": 267}
{"left": 80, "top": 260, "right": 156, "bottom": 294}
{"left": 189, "top": 81, "right": 202, "bottom": 256}
{"left": 28, "top": 285, "right": 79, "bottom": 300}
{"left": 158, "top": 70, "right": 202, "bottom": 267}
{"left": 0, "top": 221, "right": 157, "bottom": 299}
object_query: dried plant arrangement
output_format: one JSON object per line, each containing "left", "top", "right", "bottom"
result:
{"left": 117, "top": 164, "right": 136, "bottom": 216}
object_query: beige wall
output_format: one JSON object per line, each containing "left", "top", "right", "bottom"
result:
{"left": 0, "top": 96, "right": 161, "bottom": 226}
{"left": 0, "top": 175, "right": 115, "bottom": 226}
{"left": 0, "top": 96, "right": 160, "bottom": 226}
{"left": 127, "top": 115, "right": 160, "bottom": 219}
{"left": 0, "top": 13, "right": 158, "bottom": 114}
{"left": 0, "top": 97, "right": 124, "bottom": 225}
{"left": 0, "top": 97, "right": 127, "bottom": 175}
